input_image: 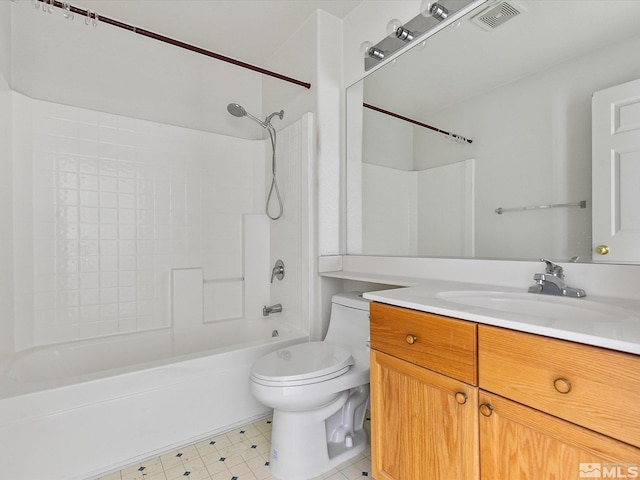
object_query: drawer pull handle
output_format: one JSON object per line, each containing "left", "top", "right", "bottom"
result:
{"left": 455, "top": 392, "right": 468, "bottom": 405}
{"left": 405, "top": 334, "right": 417, "bottom": 345}
{"left": 479, "top": 403, "right": 493, "bottom": 417}
{"left": 554, "top": 377, "right": 572, "bottom": 394}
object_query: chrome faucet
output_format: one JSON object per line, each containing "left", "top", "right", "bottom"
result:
{"left": 263, "top": 303, "right": 282, "bottom": 316}
{"left": 528, "top": 258, "right": 586, "bottom": 298}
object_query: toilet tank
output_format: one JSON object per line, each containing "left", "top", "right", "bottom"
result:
{"left": 324, "top": 292, "right": 370, "bottom": 352}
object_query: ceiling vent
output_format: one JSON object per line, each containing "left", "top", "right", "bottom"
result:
{"left": 471, "top": 1, "right": 523, "bottom": 31}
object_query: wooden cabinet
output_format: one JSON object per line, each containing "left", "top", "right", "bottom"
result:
{"left": 370, "top": 350, "right": 478, "bottom": 480}
{"left": 370, "top": 301, "right": 640, "bottom": 480}
{"left": 478, "top": 390, "right": 640, "bottom": 479}
{"left": 370, "top": 302, "right": 479, "bottom": 480}
{"left": 479, "top": 324, "right": 640, "bottom": 448}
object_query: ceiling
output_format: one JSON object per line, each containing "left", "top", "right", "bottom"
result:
{"left": 71, "top": 0, "right": 364, "bottom": 66}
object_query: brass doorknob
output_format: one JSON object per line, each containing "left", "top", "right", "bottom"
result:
{"left": 596, "top": 244, "right": 610, "bottom": 255}
{"left": 405, "top": 334, "right": 417, "bottom": 345}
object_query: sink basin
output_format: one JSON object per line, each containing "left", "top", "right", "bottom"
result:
{"left": 435, "top": 291, "right": 634, "bottom": 324}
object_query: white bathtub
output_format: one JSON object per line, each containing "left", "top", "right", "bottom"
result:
{"left": 0, "top": 318, "right": 308, "bottom": 480}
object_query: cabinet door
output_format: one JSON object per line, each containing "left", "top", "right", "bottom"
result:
{"left": 479, "top": 391, "right": 640, "bottom": 480}
{"left": 371, "top": 350, "right": 478, "bottom": 480}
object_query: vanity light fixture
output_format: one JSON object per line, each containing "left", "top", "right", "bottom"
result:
{"left": 387, "top": 18, "right": 415, "bottom": 43}
{"left": 363, "top": 0, "right": 480, "bottom": 70}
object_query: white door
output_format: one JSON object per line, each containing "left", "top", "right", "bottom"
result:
{"left": 592, "top": 78, "right": 640, "bottom": 263}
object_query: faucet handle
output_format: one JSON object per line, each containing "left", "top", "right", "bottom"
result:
{"left": 540, "top": 258, "right": 564, "bottom": 278}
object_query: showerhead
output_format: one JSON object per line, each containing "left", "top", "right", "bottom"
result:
{"left": 227, "top": 103, "right": 246, "bottom": 118}
{"left": 227, "top": 102, "right": 268, "bottom": 128}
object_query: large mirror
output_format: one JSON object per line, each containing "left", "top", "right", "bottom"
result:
{"left": 347, "top": 0, "right": 640, "bottom": 263}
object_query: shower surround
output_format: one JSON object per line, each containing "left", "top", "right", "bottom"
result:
{"left": 10, "top": 93, "right": 267, "bottom": 349}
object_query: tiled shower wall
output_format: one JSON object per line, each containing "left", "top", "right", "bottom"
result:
{"left": 11, "top": 93, "right": 265, "bottom": 350}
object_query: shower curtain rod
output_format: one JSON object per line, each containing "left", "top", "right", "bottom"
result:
{"left": 363, "top": 103, "right": 473, "bottom": 144}
{"left": 33, "top": 0, "right": 312, "bottom": 90}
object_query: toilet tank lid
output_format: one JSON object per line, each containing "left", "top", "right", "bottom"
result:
{"left": 332, "top": 292, "right": 370, "bottom": 311}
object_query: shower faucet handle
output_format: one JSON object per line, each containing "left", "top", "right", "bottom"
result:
{"left": 271, "top": 259, "right": 285, "bottom": 283}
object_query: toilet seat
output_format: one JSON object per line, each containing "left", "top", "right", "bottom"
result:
{"left": 251, "top": 342, "right": 354, "bottom": 387}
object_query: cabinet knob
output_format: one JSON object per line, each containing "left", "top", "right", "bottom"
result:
{"left": 553, "top": 377, "right": 572, "bottom": 394}
{"left": 596, "top": 244, "right": 610, "bottom": 255}
{"left": 405, "top": 334, "right": 417, "bottom": 345}
{"left": 454, "top": 392, "right": 468, "bottom": 405}
{"left": 479, "top": 403, "right": 493, "bottom": 417}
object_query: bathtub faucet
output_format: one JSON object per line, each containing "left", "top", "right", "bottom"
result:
{"left": 263, "top": 303, "right": 282, "bottom": 316}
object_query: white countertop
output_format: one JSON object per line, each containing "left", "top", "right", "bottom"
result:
{"left": 363, "top": 280, "right": 640, "bottom": 355}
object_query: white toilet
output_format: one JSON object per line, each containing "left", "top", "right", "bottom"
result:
{"left": 249, "top": 292, "right": 371, "bottom": 480}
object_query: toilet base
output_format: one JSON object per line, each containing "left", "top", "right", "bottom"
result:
{"left": 268, "top": 386, "right": 369, "bottom": 480}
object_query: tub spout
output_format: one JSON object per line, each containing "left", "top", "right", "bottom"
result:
{"left": 263, "top": 303, "right": 282, "bottom": 316}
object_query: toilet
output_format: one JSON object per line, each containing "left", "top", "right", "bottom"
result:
{"left": 249, "top": 292, "right": 371, "bottom": 480}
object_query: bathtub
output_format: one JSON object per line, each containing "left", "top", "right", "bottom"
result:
{"left": 0, "top": 318, "right": 308, "bottom": 480}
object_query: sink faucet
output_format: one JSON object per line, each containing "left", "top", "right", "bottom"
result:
{"left": 528, "top": 258, "right": 586, "bottom": 298}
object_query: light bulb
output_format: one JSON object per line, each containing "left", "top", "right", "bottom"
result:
{"left": 360, "top": 41, "right": 373, "bottom": 59}
{"left": 420, "top": 1, "right": 434, "bottom": 17}
{"left": 386, "top": 19, "right": 403, "bottom": 37}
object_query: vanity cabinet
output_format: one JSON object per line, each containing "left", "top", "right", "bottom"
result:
{"left": 370, "top": 302, "right": 640, "bottom": 480}
{"left": 369, "top": 302, "right": 479, "bottom": 480}
{"left": 479, "top": 390, "right": 640, "bottom": 479}
{"left": 478, "top": 325, "right": 640, "bottom": 448}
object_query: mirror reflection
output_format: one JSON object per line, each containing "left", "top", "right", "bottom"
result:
{"left": 347, "top": 0, "right": 640, "bottom": 263}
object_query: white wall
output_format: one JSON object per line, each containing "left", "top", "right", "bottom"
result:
{"left": 363, "top": 108, "right": 413, "bottom": 170}
{"left": 10, "top": 1, "right": 262, "bottom": 138}
{"left": 0, "top": 1, "right": 11, "bottom": 87}
{"left": 0, "top": 2, "right": 14, "bottom": 352}
{"left": 414, "top": 33, "right": 640, "bottom": 260}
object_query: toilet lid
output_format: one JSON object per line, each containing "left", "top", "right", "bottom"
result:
{"left": 251, "top": 342, "right": 354, "bottom": 385}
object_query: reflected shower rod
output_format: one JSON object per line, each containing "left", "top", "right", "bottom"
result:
{"left": 32, "top": 0, "right": 311, "bottom": 90}
{"left": 363, "top": 103, "right": 472, "bottom": 144}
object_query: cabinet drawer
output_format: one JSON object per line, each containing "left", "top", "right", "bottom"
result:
{"left": 479, "top": 325, "right": 640, "bottom": 448}
{"left": 370, "top": 302, "right": 477, "bottom": 385}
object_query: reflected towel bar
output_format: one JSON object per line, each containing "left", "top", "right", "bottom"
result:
{"left": 495, "top": 200, "right": 587, "bottom": 215}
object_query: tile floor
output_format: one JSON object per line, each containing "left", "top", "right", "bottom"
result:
{"left": 97, "top": 416, "right": 372, "bottom": 480}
